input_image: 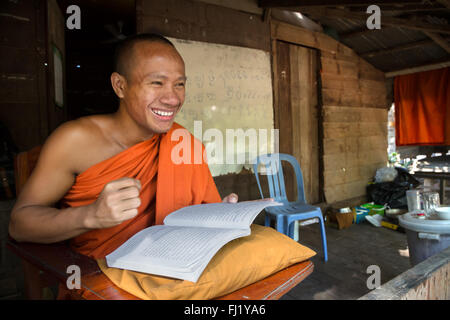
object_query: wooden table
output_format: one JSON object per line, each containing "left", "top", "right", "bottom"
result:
{"left": 412, "top": 170, "right": 450, "bottom": 204}
{"left": 7, "top": 238, "right": 313, "bottom": 300}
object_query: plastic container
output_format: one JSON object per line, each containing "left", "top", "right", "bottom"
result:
{"left": 353, "top": 206, "right": 370, "bottom": 224}
{"left": 361, "top": 203, "right": 385, "bottom": 216}
{"left": 399, "top": 212, "right": 450, "bottom": 266}
{"left": 406, "top": 189, "right": 422, "bottom": 212}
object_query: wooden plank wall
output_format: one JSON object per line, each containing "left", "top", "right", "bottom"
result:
{"left": 136, "top": 0, "right": 270, "bottom": 52}
{"left": 0, "top": 0, "right": 67, "bottom": 151}
{"left": 321, "top": 54, "right": 388, "bottom": 203}
{"left": 272, "top": 21, "right": 388, "bottom": 204}
{"left": 0, "top": 0, "right": 47, "bottom": 151}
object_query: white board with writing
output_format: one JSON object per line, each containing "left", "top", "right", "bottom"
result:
{"left": 169, "top": 37, "right": 276, "bottom": 176}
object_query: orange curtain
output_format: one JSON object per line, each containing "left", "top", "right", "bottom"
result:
{"left": 394, "top": 67, "right": 450, "bottom": 146}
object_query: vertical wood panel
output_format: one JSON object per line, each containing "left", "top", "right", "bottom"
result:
{"left": 290, "top": 45, "right": 320, "bottom": 204}
{"left": 274, "top": 41, "right": 320, "bottom": 203}
{"left": 275, "top": 41, "right": 292, "bottom": 156}
{"left": 46, "top": 0, "right": 67, "bottom": 133}
{"left": 300, "top": 47, "right": 319, "bottom": 204}
{"left": 275, "top": 41, "right": 295, "bottom": 200}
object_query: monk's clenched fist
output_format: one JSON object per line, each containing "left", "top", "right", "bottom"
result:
{"left": 85, "top": 177, "right": 142, "bottom": 229}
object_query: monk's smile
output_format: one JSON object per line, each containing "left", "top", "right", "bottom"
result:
{"left": 150, "top": 107, "right": 178, "bottom": 121}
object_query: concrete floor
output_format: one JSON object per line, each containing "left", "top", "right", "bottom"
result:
{"left": 281, "top": 220, "right": 412, "bottom": 300}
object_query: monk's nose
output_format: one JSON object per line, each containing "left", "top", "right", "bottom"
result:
{"left": 160, "top": 87, "right": 182, "bottom": 107}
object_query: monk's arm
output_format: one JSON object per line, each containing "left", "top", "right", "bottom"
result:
{"left": 9, "top": 121, "right": 142, "bottom": 243}
{"left": 9, "top": 205, "right": 94, "bottom": 244}
{"left": 10, "top": 176, "right": 140, "bottom": 243}
{"left": 8, "top": 123, "right": 95, "bottom": 243}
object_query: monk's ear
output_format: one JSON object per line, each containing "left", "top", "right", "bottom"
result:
{"left": 111, "top": 72, "right": 127, "bottom": 98}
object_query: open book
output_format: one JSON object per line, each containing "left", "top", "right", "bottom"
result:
{"left": 105, "top": 200, "right": 281, "bottom": 282}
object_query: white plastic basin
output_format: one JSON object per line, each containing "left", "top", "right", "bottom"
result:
{"left": 435, "top": 207, "right": 450, "bottom": 220}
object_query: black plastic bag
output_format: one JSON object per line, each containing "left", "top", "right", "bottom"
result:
{"left": 366, "top": 167, "right": 420, "bottom": 209}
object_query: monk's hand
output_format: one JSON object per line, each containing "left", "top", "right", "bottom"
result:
{"left": 86, "top": 177, "right": 142, "bottom": 229}
{"left": 222, "top": 193, "right": 238, "bottom": 203}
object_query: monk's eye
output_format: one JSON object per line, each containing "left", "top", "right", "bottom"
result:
{"left": 151, "top": 81, "right": 163, "bottom": 86}
{"left": 175, "top": 82, "right": 185, "bottom": 88}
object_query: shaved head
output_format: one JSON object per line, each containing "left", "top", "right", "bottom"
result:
{"left": 113, "top": 33, "right": 176, "bottom": 80}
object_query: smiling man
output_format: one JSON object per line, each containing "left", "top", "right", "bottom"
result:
{"left": 9, "top": 34, "right": 237, "bottom": 259}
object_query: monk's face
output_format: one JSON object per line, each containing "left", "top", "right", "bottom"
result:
{"left": 121, "top": 41, "right": 186, "bottom": 134}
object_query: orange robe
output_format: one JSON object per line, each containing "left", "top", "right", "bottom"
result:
{"left": 60, "top": 123, "right": 221, "bottom": 259}
{"left": 394, "top": 67, "right": 450, "bottom": 145}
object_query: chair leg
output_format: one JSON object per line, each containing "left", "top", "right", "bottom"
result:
{"left": 287, "top": 220, "right": 299, "bottom": 241}
{"left": 276, "top": 215, "right": 286, "bottom": 235}
{"left": 288, "top": 221, "right": 295, "bottom": 239}
{"left": 265, "top": 214, "right": 271, "bottom": 227}
{"left": 318, "top": 215, "right": 328, "bottom": 262}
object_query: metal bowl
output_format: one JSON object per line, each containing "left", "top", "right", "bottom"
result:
{"left": 385, "top": 208, "right": 406, "bottom": 219}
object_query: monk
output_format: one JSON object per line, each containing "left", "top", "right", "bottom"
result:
{"left": 8, "top": 33, "right": 238, "bottom": 260}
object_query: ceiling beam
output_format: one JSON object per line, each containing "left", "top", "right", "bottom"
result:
{"left": 343, "top": 4, "right": 448, "bottom": 13}
{"left": 262, "top": 8, "right": 272, "bottom": 22}
{"left": 423, "top": 31, "right": 450, "bottom": 53}
{"left": 258, "top": 0, "right": 424, "bottom": 7}
{"left": 339, "top": 27, "right": 388, "bottom": 40}
{"left": 385, "top": 58, "right": 450, "bottom": 77}
{"left": 300, "top": 7, "right": 450, "bottom": 34}
{"left": 361, "top": 39, "right": 435, "bottom": 58}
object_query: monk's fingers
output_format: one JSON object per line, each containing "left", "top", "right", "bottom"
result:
{"left": 134, "top": 179, "right": 141, "bottom": 190}
{"left": 104, "top": 177, "right": 141, "bottom": 192}
{"left": 118, "top": 197, "right": 141, "bottom": 211}
{"left": 251, "top": 197, "right": 274, "bottom": 202}
{"left": 102, "top": 187, "right": 140, "bottom": 207}
{"left": 121, "top": 208, "right": 139, "bottom": 221}
{"left": 117, "top": 186, "right": 140, "bottom": 200}
{"left": 222, "top": 193, "right": 238, "bottom": 203}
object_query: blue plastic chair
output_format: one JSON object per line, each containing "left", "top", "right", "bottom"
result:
{"left": 253, "top": 153, "right": 328, "bottom": 262}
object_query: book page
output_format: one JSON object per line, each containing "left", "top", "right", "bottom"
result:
{"left": 163, "top": 200, "right": 280, "bottom": 229}
{"left": 106, "top": 225, "right": 248, "bottom": 282}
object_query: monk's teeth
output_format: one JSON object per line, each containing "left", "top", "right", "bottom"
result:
{"left": 152, "top": 109, "right": 174, "bottom": 116}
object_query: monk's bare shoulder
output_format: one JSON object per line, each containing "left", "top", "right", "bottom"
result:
{"left": 40, "top": 115, "right": 118, "bottom": 174}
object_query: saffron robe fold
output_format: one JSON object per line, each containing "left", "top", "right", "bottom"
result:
{"left": 61, "top": 122, "right": 221, "bottom": 259}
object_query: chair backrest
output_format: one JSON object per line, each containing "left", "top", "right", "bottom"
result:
{"left": 14, "top": 145, "right": 42, "bottom": 196}
{"left": 253, "top": 153, "right": 306, "bottom": 204}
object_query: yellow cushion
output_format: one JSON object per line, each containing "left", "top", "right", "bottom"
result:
{"left": 97, "top": 224, "right": 316, "bottom": 300}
